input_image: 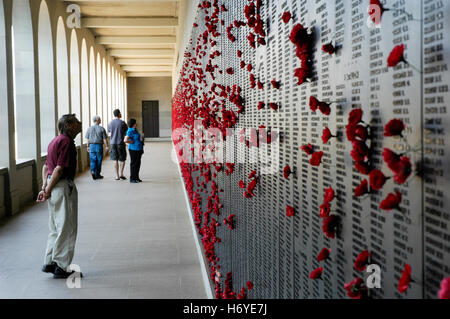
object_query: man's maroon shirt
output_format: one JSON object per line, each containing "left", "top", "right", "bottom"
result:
{"left": 46, "top": 134, "right": 77, "bottom": 180}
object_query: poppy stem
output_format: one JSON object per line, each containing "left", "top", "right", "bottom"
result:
{"left": 405, "top": 61, "right": 422, "bottom": 74}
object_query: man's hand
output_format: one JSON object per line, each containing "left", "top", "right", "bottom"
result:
{"left": 36, "top": 189, "right": 51, "bottom": 203}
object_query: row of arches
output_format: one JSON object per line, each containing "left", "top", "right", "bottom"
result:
{"left": 0, "top": 0, "right": 127, "bottom": 166}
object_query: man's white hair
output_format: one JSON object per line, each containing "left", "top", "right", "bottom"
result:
{"left": 92, "top": 115, "right": 101, "bottom": 123}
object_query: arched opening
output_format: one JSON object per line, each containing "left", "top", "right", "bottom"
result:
{"left": 56, "top": 17, "right": 69, "bottom": 117}
{"left": 81, "top": 39, "right": 89, "bottom": 141}
{"left": 38, "top": 1, "right": 56, "bottom": 155}
{"left": 0, "top": 1, "right": 8, "bottom": 166}
{"left": 102, "top": 57, "right": 107, "bottom": 126}
{"left": 12, "top": 0, "right": 37, "bottom": 160}
{"left": 96, "top": 52, "right": 102, "bottom": 122}
{"left": 70, "top": 30, "right": 81, "bottom": 145}
{"left": 89, "top": 47, "right": 96, "bottom": 122}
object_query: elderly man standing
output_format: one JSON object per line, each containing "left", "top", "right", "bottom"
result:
{"left": 85, "top": 115, "right": 109, "bottom": 180}
{"left": 37, "top": 114, "right": 82, "bottom": 279}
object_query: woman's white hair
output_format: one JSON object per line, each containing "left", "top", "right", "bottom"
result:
{"left": 92, "top": 115, "right": 101, "bottom": 123}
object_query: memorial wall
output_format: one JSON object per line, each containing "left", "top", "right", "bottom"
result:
{"left": 172, "top": 0, "right": 450, "bottom": 299}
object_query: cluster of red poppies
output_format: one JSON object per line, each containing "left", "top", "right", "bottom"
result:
{"left": 223, "top": 214, "right": 235, "bottom": 230}
{"left": 239, "top": 170, "right": 258, "bottom": 198}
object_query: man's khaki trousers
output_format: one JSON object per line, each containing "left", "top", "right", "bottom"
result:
{"left": 44, "top": 179, "right": 78, "bottom": 270}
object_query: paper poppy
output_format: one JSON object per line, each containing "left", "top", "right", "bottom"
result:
{"left": 319, "top": 102, "right": 331, "bottom": 116}
{"left": 286, "top": 205, "right": 295, "bottom": 217}
{"left": 322, "top": 127, "right": 334, "bottom": 144}
{"left": 248, "top": 170, "right": 257, "bottom": 179}
{"left": 294, "top": 67, "right": 309, "bottom": 85}
{"left": 384, "top": 119, "right": 405, "bottom": 137}
{"left": 226, "top": 67, "right": 234, "bottom": 75}
{"left": 282, "top": 11, "right": 291, "bottom": 24}
{"left": 393, "top": 157, "right": 412, "bottom": 184}
{"left": 239, "top": 180, "right": 246, "bottom": 189}
{"left": 369, "top": 169, "right": 387, "bottom": 191}
{"left": 309, "top": 96, "right": 319, "bottom": 113}
{"left": 354, "top": 179, "right": 369, "bottom": 197}
{"left": 247, "top": 281, "right": 254, "bottom": 290}
{"left": 354, "top": 125, "right": 369, "bottom": 141}
{"left": 354, "top": 250, "right": 370, "bottom": 272}
{"left": 257, "top": 81, "right": 264, "bottom": 90}
{"left": 301, "top": 144, "right": 314, "bottom": 155}
{"left": 257, "top": 101, "right": 265, "bottom": 110}
{"left": 348, "top": 108, "right": 363, "bottom": 125}
{"left": 237, "top": 50, "right": 242, "bottom": 58}
{"left": 240, "top": 61, "right": 246, "bottom": 69}
{"left": 388, "top": 44, "right": 406, "bottom": 67}
{"left": 383, "top": 148, "right": 401, "bottom": 172}
{"left": 398, "top": 264, "right": 412, "bottom": 293}
{"left": 247, "top": 64, "right": 253, "bottom": 72}
{"left": 344, "top": 277, "right": 368, "bottom": 299}
{"left": 289, "top": 23, "right": 308, "bottom": 47}
{"left": 320, "top": 203, "right": 331, "bottom": 218}
{"left": 317, "top": 248, "right": 331, "bottom": 262}
{"left": 271, "top": 79, "right": 280, "bottom": 89}
{"left": 355, "top": 161, "right": 372, "bottom": 175}
{"left": 309, "top": 267, "right": 323, "bottom": 280}
{"left": 322, "top": 43, "right": 336, "bottom": 55}
{"left": 269, "top": 103, "right": 279, "bottom": 111}
{"left": 283, "top": 165, "right": 292, "bottom": 179}
{"left": 322, "top": 215, "right": 339, "bottom": 239}
{"left": 324, "top": 187, "right": 335, "bottom": 203}
{"left": 310, "top": 151, "right": 324, "bottom": 167}
{"left": 438, "top": 278, "right": 450, "bottom": 299}
{"left": 380, "top": 191, "right": 402, "bottom": 211}
{"left": 369, "top": 0, "right": 387, "bottom": 25}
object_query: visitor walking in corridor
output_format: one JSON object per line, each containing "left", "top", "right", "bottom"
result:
{"left": 124, "top": 118, "right": 144, "bottom": 183}
{"left": 108, "top": 109, "right": 128, "bottom": 181}
{"left": 85, "top": 115, "right": 109, "bottom": 180}
{"left": 37, "top": 114, "right": 82, "bottom": 279}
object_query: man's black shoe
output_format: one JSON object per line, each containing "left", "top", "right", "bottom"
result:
{"left": 130, "top": 179, "right": 138, "bottom": 184}
{"left": 96, "top": 175, "right": 104, "bottom": 179}
{"left": 137, "top": 179, "right": 143, "bottom": 183}
{"left": 91, "top": 173, "right": 97, "bottom": 180}
{"left": 42, "top": 262, "right": 56, "bottom": 274}
{"left": 120, "top": 176, "right": 127, "bottom": 180}
{"left": 53, "top": 265, "right": 83, "bottom": 279}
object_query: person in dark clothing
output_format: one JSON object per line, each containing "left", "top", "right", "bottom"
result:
{"left": 108, "top": 109, "right": 128, "bottom": 180}
{"left": 124, "top": 118, "right": 144, "bottom": 183}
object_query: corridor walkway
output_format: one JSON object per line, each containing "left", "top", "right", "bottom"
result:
{"left": 0, "top": 142, "right": 207, "bottom": 299}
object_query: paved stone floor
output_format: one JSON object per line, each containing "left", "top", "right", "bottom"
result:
{"left": 0, "top": 142, "right": 207, "bottom": 299}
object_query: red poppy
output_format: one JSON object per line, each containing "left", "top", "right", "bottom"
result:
{"left": 301, "top": 144, "right": 314, "bottom": 155}
{"left": 354, "top": 250, "right": 370, "bottom": 272}
{"left": 352, "top": 140, "right": 369, "bottom": 157}
{"left": 348, "top": 109, "right": 363, "bottom": 125}
{"left": 393, "top": 157, "right": 412, "bottom": 184}
{"left": 380, "top": 191, "right": 402, "bottom": 211}
{"left": 354, "top": 179, "right": 369, "bottom": 197}
{"left": 309, "top": 96, "right": 319, "bottom": 113}
{"left": 239, "top": 180, "right": 246, "bottom": 189}
{"left": 240, "top": 61, "right": 246, "bottom": 69}
{"left": 310, "top": 151, "right": 324, "bottom": 167}
{"left": 247, "top": 281, "right": 254, "bottom": 290}
{"left": 289, "top": 23, "right": 308, "bottom": 46}
{"left": 322, "top": 127, "right": 333, "bottom": 144}
{"left": 438, "top": 278, "right": 450, "bottom": 299}
{"left": 247, "top": 64, "right": 253, "bottom": 72}
{"left": 354, "top": 125, "right": 369, "bottom": 141}
{"left": 243, "top": 191, "right": 252, "bottom": 198}
{"left": 398, "top": 264, "right": 412, "bottom": 293}
{"left": 383, "top": 148, "right": 401, "bottom": 172}
{"left": 351, "top": 148, "right": 367, "bottom": 163}
{"left": 271, "top": 79, "right": 280, "bottom": 89}
{"left": 320, "top": 203, "right": 331, "bottom": 218}
{"left": 317, "top": 248, "right": 331, "bottom": 262}
{"left": 248, "top": 170, "right": 257, "bottom": 179}
{"left": 269, "top": 103, "right": 279, "bottom": 111}
{"left": 294, "top": 67, "right": 309, "bottom": 85}
{"left": 344, "top": 277, "right": 368, "bottom": 299}
{"left": 226, "top": 67, "right": 234, "bottom": 75}
{"left": 283, "top": 165, "right": 292, "bottom": 179}
{"left": 319, "top": 102, "right": 331, "bottom": 116}
{"left": 257, "top": 101, "right": 265, "bottom": 110}
{"left": 384, "top": 119, "right": 405, "bottom": 137}
{"left": 388, "top": 44, "right": 406, "bottom": 67}
{"left": 286, "top": 205, "right": 295, "bottom": 217}
{"left": 282, "top": 11, "right": 291, "bottom": 24}
{"left": 257, "top": 81, "right": 264, "bottom": 90}
{"left": 324, "top": 187, "right": 335, "bottom": 203}
{"left": 257, "top": 37, "right": 266, "bottom": 45}
{"left": 355, "top": 161, "right": 371, "bottom": 175}
{"left": 309, "top": 267, "right": 323, "bottom": 280}
{"left": 322, "top": 43, "right": 336, "bottom": 55}
{"left": 237, "top": 50, "right": 242, "bottom": 58}
{"left": 369, "top": 0, "right": 386, "bottom": 25}
{"left": 322, "top": 215, "right": 339, "bottom": 239}
{"left": 369, "top": 169, "right": 387, "bottom": 190}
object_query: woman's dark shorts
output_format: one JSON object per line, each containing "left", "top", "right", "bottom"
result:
{"left": 110, "top": 144, "right": 127, "bottom": 162}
